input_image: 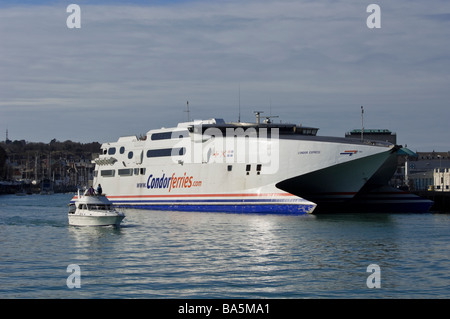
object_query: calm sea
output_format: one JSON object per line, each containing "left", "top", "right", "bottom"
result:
{"left": 0, "top": 193, "right": 449, "bottom": 299}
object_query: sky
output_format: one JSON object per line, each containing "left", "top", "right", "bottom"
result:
{"left": 0, "top": 0, "right": 449, "bottom": 151}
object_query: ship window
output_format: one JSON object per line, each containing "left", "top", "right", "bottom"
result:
{"left": 147, "top": 147, "right": 186, "bottom": 158}
{"left": 147, "top": 149, "right": 170, "bottom": 157}
{"left": 151, "top": 132, "right": 172, "bottom": 140}
{"left": 128, "top": 151, "right": 133, "bottom": 159}
{"left": 101, "top": 170, "right": 115, "bottom": 177}
{"left": 246, "top": 164, "right": 251, "bottom": 171}
{"left": 118, "top": 168, "right": 133, "bottom": 176}
{"left": 227, "top": 165, "right": 232, "bottom": 172}
{"left": 120, "top": 146, "right": 125, "bottom": 154}
{"left": 131, "top": 168, "right": 147, "bottom": 175}
{"left": 108, "top": 147, "right": 116, "bottom": 155}
{"left": 151, "top": 131, "right": 188, "bottom": 141}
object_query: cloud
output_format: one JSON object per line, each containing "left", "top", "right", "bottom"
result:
{"left": 0, "top": 0, "right": 449, "bottom": 150}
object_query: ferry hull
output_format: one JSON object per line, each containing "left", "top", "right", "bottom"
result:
{"left": 309, "top": 186, "right": 434, "bottom": 213}
{"left": 344, "top": 186, "right": 434, "bottom": 213}
{"left": 116, "top": 203, "right": 316, "bottom": 214}
{"left": 276, "top": 148, "right": 433, "bottom": 213}
{"left": 339, "top": 150, "right": 434, "bottom": 213}
{"left": 276, "top": 148, "right": 396, "bottom": 204}
{"left": 108, "top": 192, "right": 317, "bottom": 214}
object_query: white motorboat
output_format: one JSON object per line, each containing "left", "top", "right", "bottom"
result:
{"left": 68, "top": 190, "right": 125, "bottom": 226}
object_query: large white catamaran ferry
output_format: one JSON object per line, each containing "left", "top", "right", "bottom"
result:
{"left": 79, "top": 113, "right": 431, "bottom": 214}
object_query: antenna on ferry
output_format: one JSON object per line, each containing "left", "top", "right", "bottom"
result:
{"left": 361, "top": 105, "right": 364, "bottom": 142}
{"left": 269, "top": 99, "right": 272, "bottom": 117}
{"left": 238, "top": 84, "right": 241, "bottom": 122}
{"left": 185, "top": 101, "right": 190, "bottom": 122}
{"left": 254, "top": 111, "right": 264, "bottom": 124}
{"left": 264, "top": 115, "right": 279, "bottom": 124}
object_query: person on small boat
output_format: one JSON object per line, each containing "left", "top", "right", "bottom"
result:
{"left": 87, "top": 186, "right": 95, "bottom": 196}
{"left": 97, "top": 184, "right": 103, "bottom": 196}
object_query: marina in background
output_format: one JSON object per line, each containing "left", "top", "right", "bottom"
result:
{"left": 0, "top": 139, "right": 99, "bottom": 195}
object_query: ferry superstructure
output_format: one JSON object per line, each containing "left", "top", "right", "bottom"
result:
{"left": 85, "top": 115, "right": 402, "bottom": 214}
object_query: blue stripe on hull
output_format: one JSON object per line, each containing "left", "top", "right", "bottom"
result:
{"left": 114, "top": 203, "right": 315, "bottom": 214}
{"left": 111, "top": 198, "right": 307, "bottom": 204}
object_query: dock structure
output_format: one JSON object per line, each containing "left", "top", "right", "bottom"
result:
{"left": 413, "top": 191, "right": 450, "bottom": 212}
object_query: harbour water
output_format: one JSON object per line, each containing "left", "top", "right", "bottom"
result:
{"left": 1, "top": 193, "right": 450, "bottom": 299}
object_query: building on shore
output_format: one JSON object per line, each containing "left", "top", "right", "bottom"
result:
{"left": 398, "top": 151, "right": 450, "bottom": 191}
{"left": 433, "top": 168, "right": 450, "bottom": 192}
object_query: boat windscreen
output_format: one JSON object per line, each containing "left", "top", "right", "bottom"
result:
{"left": 87, "top": 204, "right": 111, "bottom": 210}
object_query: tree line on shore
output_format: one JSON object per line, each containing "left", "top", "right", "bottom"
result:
{"left": 0, "top": 139, "right": 101, "bottom": 192}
